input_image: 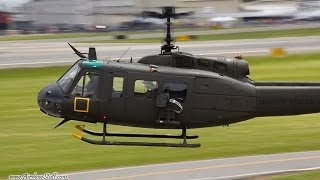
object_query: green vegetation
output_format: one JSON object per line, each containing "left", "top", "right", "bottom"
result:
{"left": 246, "top": 52, "right": 320, "bottom": 81}
{"left": 1, "top": 53, "right": 320, "bottom": 179}
{"left": 267, "top": 170, "right": 320, "bottom": 180}
{"left": 79, "top": 27, "right": 320, "bottom": 43}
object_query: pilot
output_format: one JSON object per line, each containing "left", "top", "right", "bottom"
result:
{"left": 86, "top": 74, "right": 98, "bottom": 98}
{"left": 235, "top": 54, "right": 243, "bottom": 60}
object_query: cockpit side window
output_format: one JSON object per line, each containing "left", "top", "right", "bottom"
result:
{"left": 71, "top": 72, "right": 99, "bottom": 98}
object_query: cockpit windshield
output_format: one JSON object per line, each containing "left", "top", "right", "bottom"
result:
{"left": 57, "top": 61, "right": 81, "bottom": 93}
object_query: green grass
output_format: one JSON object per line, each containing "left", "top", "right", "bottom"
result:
{"left": 266, "top": 170, "right": 320, "bottom": 180}
{"left": 246, "top": 53, "right": 320, "bottom": 81}
{"left": 79, "top": 27, "right": 320, "bottom": 43}
{"left": 1, "top": 53, "right": 320, "bottom": 178}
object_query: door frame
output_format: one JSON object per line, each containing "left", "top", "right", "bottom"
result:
{"left": 125, "top": 72, "right": 160, "bottom": 124}
{"left": 107, "top": 71, "right": 127, "bottom": 121}
{"left": 64, "top": 68, "right": 102, "bottom": 122}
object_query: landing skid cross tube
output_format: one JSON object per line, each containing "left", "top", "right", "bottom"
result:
{"left": 72, "top": 124, "right": 201, "bottom": 148}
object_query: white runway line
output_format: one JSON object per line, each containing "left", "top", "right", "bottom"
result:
{"left": 191, "top": 166, "right": 320, "bottom": 180}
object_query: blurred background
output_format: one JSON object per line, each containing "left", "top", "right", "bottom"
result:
{"left": 0, "top": 0, "right": 319, "bottom": 35}
{"left": 0, "top": 1, "right": 320, "bottom": 178}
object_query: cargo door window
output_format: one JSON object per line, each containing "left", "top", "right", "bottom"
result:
{"left": 112, "top": 77, "right": 124, "bottom": 98}
{"left": 134, "top": 80, "right": 158, "bottom": 98}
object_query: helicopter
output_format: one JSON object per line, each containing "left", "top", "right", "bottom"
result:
{"left": 38, "top": 7, "right": 320, "bottom": 147}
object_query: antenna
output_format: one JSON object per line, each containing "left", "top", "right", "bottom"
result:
{"left": 117, "top": 47, "right": 131, "bottom": 62}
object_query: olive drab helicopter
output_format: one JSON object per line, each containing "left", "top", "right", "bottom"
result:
{"left": 38, "top": 7, "right": 320, "bottom": 148}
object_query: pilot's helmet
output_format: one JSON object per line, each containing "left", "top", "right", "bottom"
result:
{"left": 88, "top": 73, "right": 97, "bottom": 80}
{"left": 235, "top": 54, "right": 243, "bottom": 60}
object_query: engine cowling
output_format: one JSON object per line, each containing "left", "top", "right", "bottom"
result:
{"left": 138, "top": 52, "right": 250, "bottom": 79}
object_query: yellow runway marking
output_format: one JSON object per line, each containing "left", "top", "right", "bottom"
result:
{"left": 99, "top": 155, "right": 320, "bottom": 180}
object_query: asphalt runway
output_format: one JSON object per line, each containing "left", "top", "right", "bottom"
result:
{"left": 66, "top": 150, "right": 320, "bottom": 180}
{"left": 0, "top": 35, "right": 320, "bottom": 69}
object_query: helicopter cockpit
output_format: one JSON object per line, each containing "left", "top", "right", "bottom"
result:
{"left": 38, "top": 61, "right": 82, "bottom": 119}
{"left": 38, "top": 59, "right": 102, "bottom": 121}
{"left": 56, "top": 59, "right": 102, "bottom": 98}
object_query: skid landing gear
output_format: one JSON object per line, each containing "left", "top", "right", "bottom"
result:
{"left": 72, "top": 123, "right": 201, "bottom": 148}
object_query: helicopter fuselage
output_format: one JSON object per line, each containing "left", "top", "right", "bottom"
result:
{"left": 38, "top": 57, "right": 320, "bottom": 130}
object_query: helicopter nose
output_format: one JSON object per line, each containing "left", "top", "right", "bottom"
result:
{"left": 38, "top": 83, "right": 64, "bottom": 118}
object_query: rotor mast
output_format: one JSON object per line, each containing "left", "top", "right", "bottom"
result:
{"left": 162, "top": 7, "right": 175, "bottom": 54}
{"left": 143, "top": 6, "right": 192, "bottom": 54}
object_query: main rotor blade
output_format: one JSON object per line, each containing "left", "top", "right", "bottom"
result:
{"left": 142, "top": 10, "right": 193, "bottom": 19}
{"left": 68, "top": 43, "right": 87, "bottom": 59}
{"left": 142, "top": 11, "right": 164, "bottom": 19}
{"left": 174, "top": 12, "right": 193, "bottom": 18}
{"left": 54, "top": 118, "right": 70, "bottom": 129}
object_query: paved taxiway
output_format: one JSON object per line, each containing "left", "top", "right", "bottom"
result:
{"left": 0, "top": 35, "right": 320, "bottom": 69}
{"left": 66, "top": 151, "right": 320, "bottom": 180}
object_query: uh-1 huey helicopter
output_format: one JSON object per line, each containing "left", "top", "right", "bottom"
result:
{"left": 38, "top": 6, "right": 320, "bottom": 147}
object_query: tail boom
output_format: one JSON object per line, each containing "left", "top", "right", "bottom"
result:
{"left": 255, "top": 82, "right": 320, "bottom": 116}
